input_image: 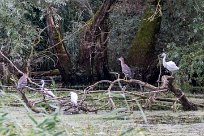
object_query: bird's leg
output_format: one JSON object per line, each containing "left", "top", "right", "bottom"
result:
{"left": 71, "top": 102, "right": 78, "bottom": 109}
{"left": 171, "top": 72, "right": 174, "bottom": 77}
{"left": 43, "top": 95, "right": 46, "bottom": 102}
{"left": 124, "top": 75, "right": 128, "bottom": 80}
{"left": 123, "top": 75, "right": 126, "bottom": 80}
{"left": 139, "top": 84, "right": 144, "bottom": 92}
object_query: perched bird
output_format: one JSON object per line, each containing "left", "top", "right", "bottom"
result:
{"left": 17, "top": 73, "right": 28, "bottom": 90}
{"left": 118, "top": 57, "right": 132, "bottom": 79}
{"left": 40, "top": 80, "right": 56, "bottom": 98}
{"left": 70, "top": 91, "right": 78, "bottom": 107}
{"left": 161, "top": 53, "right": 179, "bottom": 75}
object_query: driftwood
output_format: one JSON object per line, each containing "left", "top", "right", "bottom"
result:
{"left": 83, "top": 75, "right": 198, "bottom": 111}
{"left": 16, "top": 90, "right": 46, "bottom": 113}
{"left": 2, "top": 74, "right": 199, "bottom": 114}
{"left": 130, "top": 76, "right": 197, "bottom": 110}
{"left": 167, "top": 77, "right": 197, "bottom": 111}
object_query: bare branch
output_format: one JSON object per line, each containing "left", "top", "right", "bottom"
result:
{"left": 0, "top": 50, "right": 24, "bottom": 75}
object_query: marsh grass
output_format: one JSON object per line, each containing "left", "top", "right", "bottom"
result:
{"left": 0, "top": 89, "right": 149, "bottom": 136}
{"left": 0, "top": 88, "right": 204, "bottom": 136}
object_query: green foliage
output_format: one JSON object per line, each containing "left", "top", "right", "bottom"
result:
{"left": 63, "top": 0, "right": 102, "bottom": 65}
{"left": 0, "top": 110, "right": 64, "bottom": 136}
{"left": 0, "top": 0, "right": 69, "bottom": 69}
{"left": 0, "top": 0, "right": 37, "bottom": 61}
{"left": 89, "top": 0, "right": 103, "bottom": 13}
{"left": 160, "top": 0, "right": 204, "bottom": 87}
{"left": 27, "top": 113, "right": 64, "bottom": 136}
{"left": 168, "top": 43, "right": 204, "bottom": 86}
{"left": 108, "top": 6, "right": 140, "bottom": 71}
{"left": 63, "top": 2, "right": 85, "bottom": 65}
{"left": 0, "top": 112, "right": 18, "bottom": 135}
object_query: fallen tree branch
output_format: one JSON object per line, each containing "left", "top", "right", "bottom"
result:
{"left": 83, "top": 75, "right": 197, "bottom": 111}
{"left": 168, "top": 78, "right": 197, "bottom": 111}
{"left": 0, "top": 49, "right": 199, "bottom": 113}
{"left": 0, "top": 50, "right": 24, "bottom": 75}
{"left": 16, "top": 90, "right": 46, "bottom": 113}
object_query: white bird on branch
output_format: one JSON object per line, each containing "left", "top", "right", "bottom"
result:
{"left": 70, "top": 91, "right": 78, "bottom": 107}
{"left": 40, "top": 80, "right": 56, "bottom": 99}
{"left": 161, "top": 53, "right": 179, "bottom": 75}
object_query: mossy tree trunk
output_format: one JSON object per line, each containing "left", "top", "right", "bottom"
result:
{"left": 78, "top": 0, "right": 116, "bottom": 83}
{"left": 46, "top": 6, "right": 72, "bottom": 84}
{"left": 128, "top": 0, "right": 162, "bottom": 83}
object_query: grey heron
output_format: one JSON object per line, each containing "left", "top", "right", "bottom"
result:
{"left": 17, "top": 74, "right": 28, "bottom": 90}
{"left": 118, "top": 57, "right": 132, "bottom": 79}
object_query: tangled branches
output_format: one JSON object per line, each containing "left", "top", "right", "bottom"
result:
{"left": 0, "top": 50, "right": 198, "bottom": 114}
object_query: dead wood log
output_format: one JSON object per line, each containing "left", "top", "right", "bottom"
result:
{"left": 85, "top": 75, "right": 198, "bottom": 111}
{"left": 16, "top": 90, "right": 46, "bottom": 113}
{"left": 167, "top": 76, "right": 198, "bottom": 111}
{"left": 13, "top": 75, "right": 198, "bottom": 113}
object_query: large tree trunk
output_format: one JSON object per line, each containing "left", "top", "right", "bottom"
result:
{"left": 78, "top": 0, "right": 116, "bottom": 83}
{"left": 46, "top": 6, "right": 72, "bottom": 84}
{"left": 128, "top": 0, "right": 162, "bottom": 83}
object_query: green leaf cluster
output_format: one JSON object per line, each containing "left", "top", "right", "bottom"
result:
{"left": 160, "top": 0, "right": 204, "bottom": 87}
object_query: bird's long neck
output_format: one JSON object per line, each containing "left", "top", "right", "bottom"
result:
{"left": 162, "top": 55, "right": 167, "bottom": 67}
{"left": 23, "top": 74, "right": 28, "bottom": 79}
{"left": 41, "top": 81, "right": 45, "bottom": 90}
{"left": 120, "top": 60, "right": 125, "bottom": 65}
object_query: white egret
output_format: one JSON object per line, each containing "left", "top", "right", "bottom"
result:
{"left": 40, "top": 80, "right": 56, "bottom": 98}
{"left": 118, "top": 57, "right": 132, "bottom": 79}
{"left": 161, "top": 53, "right": 179, "bottom": 75}
{"left": 70, "top": 91, "right": 78, "bottom": 107}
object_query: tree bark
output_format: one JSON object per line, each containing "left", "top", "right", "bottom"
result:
{"left": 17, "top": 90, "right": 45, "bottom": 113}
{"left": 167, "top": 76, "right": 198, "bottom": 111}
{"left": 46, "top": 6, "right": 72, "bottom": 84}
{"left": 128, "top": 0, "right": 162, "bottom": 83}
{"left": 78, "top": 0, "right": 116, "bottom": 83}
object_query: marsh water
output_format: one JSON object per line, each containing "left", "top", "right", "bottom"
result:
{"left": 1, "top": 106, "right": 203, "bottom": 136}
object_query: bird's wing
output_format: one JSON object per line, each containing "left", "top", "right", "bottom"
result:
{"left": 122, "top": 64, "right": 131, "bottom": 73}
{"left": 74, "top": 93, "right": 78, "bottom": 100}
{"left": 71, "top": 93, "right": 78, "bottom": 102}
{"left": 17, "top": 75, "right": 28, "bottom": 89}
{"left": 167, "top": 61, "right": 179, "bottom": 69}
{"left": 122, "top": 64, "right": 132, "bottom": 77}
{"left": 46, "top": 90, "right": 56, "bottom": 98}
